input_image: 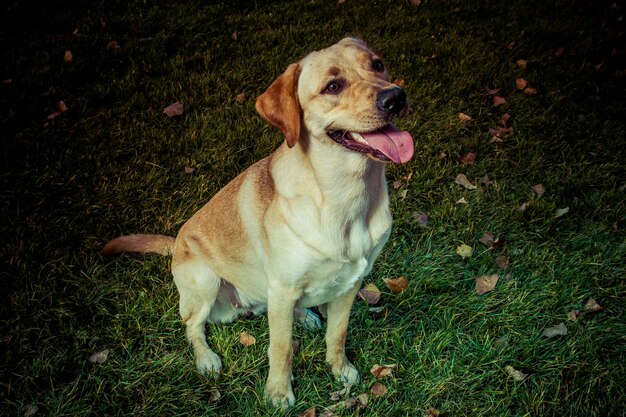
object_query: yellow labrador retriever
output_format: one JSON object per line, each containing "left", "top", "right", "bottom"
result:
{"left": 103, "top": 37, "right": 413, "bottom": 407}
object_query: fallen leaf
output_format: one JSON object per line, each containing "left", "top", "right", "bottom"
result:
{"left": 455, "top": 174, "right": 477, "bottom": 190}
{"left": 460, "top": 152, "right": 476, "bottom": 165}
{"left": 482, "top": 175, "right": 493, "bottom": 188}
{"left": 584, "top": 298, "right": 603, "bottom": 312}
{"left": 106, "top": 40, "right": 119, "bottom": 51}
{"left": 427, "top": 406, "right": 441, "bottom": 417}
{"left": 46, "top": 111, "right": 63, "bottom": 120}
{"left": 344, "top": 397, "right": 359, "bottom": 409}
{"left": 542, "top": 322, "right": 568, "bottom": 338}
{"left": 506, "top": 41, "right": 515, "bottom": 49}
{"left": 518, "top": 202, "right": 529, "bottom": 212}
{"left": 184, "top": 166, "right": 194, "bottom": 174}
{"left": 516, "top": 59, "right": 528, "bottom": 69}
{"left": 24, "top": 404, "right": 38, "bottom": 417}
{"left": 413, "top": 212, "right": 429, "bottom": 227}
{"left": 554, "top": 207, "right": 570, "bottom": 218}
{"left": 299, "top": 407, "right": 316, "bottom": 417}
{"left": 57, "top": 100, "right": 68, "bottom": 113}
{"left": 438, "top": 152, "right": 448, "bottom": 160}
{"left": 493, "top": 96, "right": 507, "bottom": 106}
{"left": 500, "top": 113, "right": 511, "bottom": 126}
{"left": 392, "top": 180, "right": 401, "bottom": 189}
{"left": 475, "top": 274, "right": 499, "bottom": 295}
{"left": 456, "top": 197, "right": 468, "bottom": 204}
{"left": 234, "top": 92, "right": 246, "bottom": 103}
{"left": 410, "top": 0, "right": 422, "bottom": 6}
{"left": 370, "top": 364, "right": 397, "bottom": 379}
{"left": 505, "top": 365, "right": 528, "bottom": 381}
{"left": 89, "top": 349, "right": 109, "bottom": 364}
{"left": 567, "top": 310, "right": 579, "bottom": 321}
{"left": 239, "top": 331, "right": 256, "bottom": 346}
{"left": 398, "top": 189, "right": 408, "bottom": 200}
{"left": 163, "top": 102, "right": 184, "bottom": 117}
{"left": 1, "top": 78, "right": 12, "bottom": 85}
{"left": 357, "top": 393, "right": 369, "bottom": 408}
{"left": 496, "top": 255, "right": 510, "bottom": 269}
{"left": 479, "top": 232, "right": 496, "bottom": 248}
{"left": 456, "top": 243, "right": 473, "bottom": 259}
{"left": 554, "top": 47, "right": 564, "bottom": 56}
{"left": 208, "top": 390, "right": 221, "bottom": 403}
{"left": 63, "top": 50, "right": 73, "bottom": 63}
{"left": 516, "top": 78, "right": 528, "bottom": 90}
{"left": 532, "top": 184, "right": 545, "bottom": 197}
{"left": 358, "top": 283, "right": 381, "bottom": 305}
{"left": 231, "top": 31, "right": 238, "bottom": 41}
{"left": 487, "top": 88, "right": 501, "bottom": 95}
{"left": 370, "top": 382, "right": 387, "bottom": 397}
{"left": 384, "top": 276, "right": 408, "bottom": 293}
{"left": 523, "top": 87, "right": 538, "bottom": 96}
{"left": 458, "top": 112, "right": 473, "bottom": 123}
{"left": 393, "top": 78, "right": 405, "bottom": 87}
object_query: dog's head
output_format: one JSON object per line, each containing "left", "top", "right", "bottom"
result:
{"left": 256, "top": 38, "right": 414, "bottom": 164}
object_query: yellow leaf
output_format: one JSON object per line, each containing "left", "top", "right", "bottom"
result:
{"left": 239, "top": 331, "right": 256, "bottom": 346}
{"left": 475, "top": 274, "right": 499, "bottom": 295}
{"left": 456, "top": 244, "right": 473, "bottom": 259}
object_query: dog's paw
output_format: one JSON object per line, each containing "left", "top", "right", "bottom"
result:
{"left": 265, "top": 379, "right": 296, "bottom": 408}
{"left": 195, "top": 349, "right": 222, "bottom": 377}
{"left": 295, "top": 308, "right": 322, "bottom": 330}
{"left": 332, "top": 361, "right": 360, "bottom": 385}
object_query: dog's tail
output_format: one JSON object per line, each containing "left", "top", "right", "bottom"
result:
{"left": 102, "top": 234, "right": 176, "bottom": 257}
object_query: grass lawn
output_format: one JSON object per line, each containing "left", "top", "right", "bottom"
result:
{"left": 1, "top": 0, "right": 625, "bottom": 416}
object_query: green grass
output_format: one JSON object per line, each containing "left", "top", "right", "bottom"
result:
{"left": 1, "top": 0, "right": 625, "bottom": 416}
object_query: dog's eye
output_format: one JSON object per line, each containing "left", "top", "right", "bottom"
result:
{"left": 372, "top": 59, "right": 385, "bottom": 73}
{"left": 322, "top": 80, "right": 343, "bottom": 94}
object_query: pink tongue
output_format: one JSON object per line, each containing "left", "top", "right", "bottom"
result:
{"left": 361, "top": 126, "right": 414, "bottom": 164}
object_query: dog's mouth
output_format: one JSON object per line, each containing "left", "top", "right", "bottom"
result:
{"left": 326, "top": 125, "right": 414, "bottom": 164}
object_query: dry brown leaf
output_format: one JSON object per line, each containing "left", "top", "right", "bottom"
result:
{"left": 299, "top": 407, "right": 316, "bottom": 417}
{"left": 482, "top": 175, "right": 493, "bottom": 188}
{"left": 358, "top": 283, "right": 381, "bottom": 305}
{"left": 542, "top": 322, "right": 568, "bottom": 338}
{"left": 393, "top": 78, "right": 405, "bottom": 87}
{"left": 63, "top": 50, "right": 73, "bottom": 63}
{"left": 505, "top": 365, "right": 528, "bottom": 381}
{"left": 456, "top": 197, "right": 468, "bottom": 204}
{"left": 516, "top": 78, "right": 528, "bottom": 90}
{"left": 240, "top": 331, "right": 256, "bottom": 346}
{"left": 518, "top": 202, "right": 529, "bottom": 212}
{"left": 479, "top": 232, "right": 496, "bottom": 248}
{"left": 493, "top": 96, "right": 507, "bottom": 106}
{"left": 456, "top": 244, "right": 473, "bottom": 259}
{"left": 57, "top": 100, "right": 68, "bottom": 113}
{"left": 370, "top": 364, "right": 397, "bottom": 379}
{"left": 458, "top": 112, "right": 473, "bottom": 123}
{"left": 357, "top": 393, "right": 369, "bottom": 407}
{"left": 208, "top": 390, "right": 221, "bottom": 403}
{"left": 554, "top": 47, "right": 564, "bottom": 56}
{"left": 455, "top": 173, "right": 477, "bottom": 190}
{"left": 584, "top": 298, "right": 603, "bottom": 312}
{"left": 532, "top": 183, "right": 545, "bottom": 197}
{"left": 460, "top": 152, "right": 476, "bottom": 165}
{"left": 330, "top": 383, "right": 352, "bottom": 401}
{"left": 410, "top": 0, "right": 422, "bottom": 6}
{"left": 24, "top": 404, "right": 39, "bottom": 417}
{"left": 234, "top": 92, "right": 246, "bottom": 103}
{"left": 500, "top": 113, "right": 511, "bottom": 126}
{"left": 46, "top": 111, "right": 62, "bottom": 120}
{"left": 567, "top": 310, "right": 579, "bottom": 321}
{"left": 106, "top": 40, "right": 119, "bottom": 51}
{"left": 370, "top": 382, "right": 388, "bottom": 397}
{"left": 392, "top": 180, "right": 401, "bottom": 189}
{"left": 231, "top": 31, "right": 238, "bottom": 41}
{"left": 384, "top": 276, "right": 408, "bottom": 293}
{"left": 427, "top": 406, "right": 441, "bottom": 417}
{"left": 163, "top": 102, "right": 184, "bottom": 117}
{"left": 496, "top": 255, "right": 510, "bottom": 269}
{"left": 516, "top": 59, "right": 528, "bottom": 69}
{"left": 475, "top": 274, "right": 499, "bottom": 295}
{"left": 89, "top": 349, "right": 109, "bottom": 364}
{"left": 523, "top": 87, "right": 538, "bottom": 96}
{"left": 554, "top": 207, "right": 570, "bottom": 218}
{"left": 487, "top": 88, "right": 501, "bottom": 95}
{"left": 184, "top": 166, "right": 194, "bottom": 174}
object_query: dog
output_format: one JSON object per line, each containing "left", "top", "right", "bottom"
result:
{"left": 103, "top": 37, "right": 414, "bottom": 407}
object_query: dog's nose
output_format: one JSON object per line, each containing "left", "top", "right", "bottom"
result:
{"left": 376, "top": 87, "right": 407, "bottom": 116}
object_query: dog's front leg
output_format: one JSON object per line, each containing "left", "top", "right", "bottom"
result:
{"left": 265, "top": 283, "right": 300, "bottom": 408}
{"left": 325, "top": 281, "right": 361, "bottom": 385}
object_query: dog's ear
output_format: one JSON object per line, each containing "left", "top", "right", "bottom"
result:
{"left": 255, "top": 63, "right": 302, "bottom": 148}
